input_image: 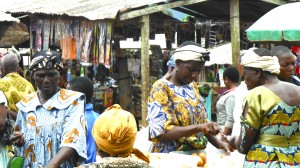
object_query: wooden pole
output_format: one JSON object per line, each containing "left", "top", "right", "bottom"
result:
{"left": 230, "top": 0, "right": 240, "bottom": 67}
{"left": 140, "top": 15, "right": 150, "bottom": 127}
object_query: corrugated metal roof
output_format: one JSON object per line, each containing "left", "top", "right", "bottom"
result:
{"left": 1, "top": 0, "right": 170, "bottom": 20}
{"left": 0, "top": 11, "right": 20, "bottom": 22}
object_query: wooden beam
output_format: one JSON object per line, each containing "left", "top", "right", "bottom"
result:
{"left": 119, "top": 0, "right": 208, "bottom": 21}
{"left": 230, "top": 0, "right": 240, "bottom": 68}
{"left": 140, "top": 15, "right": 150, "bottom": 127}
{"left": 259, "top": 0, "right": 286, "bottom": 5}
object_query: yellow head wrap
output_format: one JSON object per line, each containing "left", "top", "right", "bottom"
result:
{"left": 241, "top": 48, "right": 280, "bottom": 74}
{"left": 92, "top": 104, "right": 149, "bottom": 163}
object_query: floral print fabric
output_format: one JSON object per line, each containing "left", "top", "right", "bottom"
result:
{"left": 15, "top": 89, "right": 87, "bottom": 167}
{"left": 147, "top": 78, "right": 207, "bottom": 153}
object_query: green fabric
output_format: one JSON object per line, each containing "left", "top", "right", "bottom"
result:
{"left": 247, "top": 29, "right": 300, "bottom": 42}
{"left": 284, "top": 29, "right": 300, "bottom": 41}
{"left": 247, "top": 30, "right": 283, "bottom": 42}
{"left": 6, "top": 155, "right": 24, "bottom": 168}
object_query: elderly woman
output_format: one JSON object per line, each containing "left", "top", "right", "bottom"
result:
{"left": 10, "top": 50, "right": 87, "bottom": 167}
{"left": 78, "top": 104, "right": 150, "bottom": 168}
{"left": 230, "top": 48, "right": 300, "bottom": 167}
{"left": 147, "top": 41, "right": 232, "bottom": 153}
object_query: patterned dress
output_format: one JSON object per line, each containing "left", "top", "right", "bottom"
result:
{"left": 241, "top": 86, "right": 300, "bottom": 168}
{"left": 0, "top": 72, "right": 35, "bottom": 112}
{"left": 15, "top": 89, "right": 87, "bottom": 167}
{"left": 147, "top": 78, "right": 207, "bottom": 153}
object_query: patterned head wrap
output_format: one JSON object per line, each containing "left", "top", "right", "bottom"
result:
{"left": 29, "top": 50, "right": 63, "bottom": 74}
{"left": 241, "top": 48, "right": 280, "bottom": 74}
{"left": 166, "top": 55, "right": 176, "bottom": 68}
{"left": 92, "top": 104, "right": 149, "bottom": 164}
{"left": 173, "top": 45, "right": 210, "bottom": 62}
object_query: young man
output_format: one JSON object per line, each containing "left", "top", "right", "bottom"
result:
{"left": 67, "top": 76, "right": 99, "bottom": 164}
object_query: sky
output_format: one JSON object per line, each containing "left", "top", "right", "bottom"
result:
{"left": 168, "top": 9, "right": 188, "bottom": 21}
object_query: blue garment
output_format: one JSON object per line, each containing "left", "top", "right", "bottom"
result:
{"left": 84, "top": 103, "right": 99, "bottom": 164}
{"left": 16, "top": 89, "right": 87, "bottom": 167}
{"left": 293, "top": 76, "right": 300, "bottom": 86}
{"left": 205, "top": 88, "right": 213, "bottom": 122}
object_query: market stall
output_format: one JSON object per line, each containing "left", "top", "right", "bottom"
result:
{"left": 132, "top": 127, "right": 245, "bottom": 168}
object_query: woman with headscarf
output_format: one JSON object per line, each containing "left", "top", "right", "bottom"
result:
{"left": 78, "top": 104, "right": 150, "bottom": 168}
{"left": 10, "top": 50, "right": 87, "bottom": 167}
{"left": 230, "top": 48, "right": 300, "bottom": 167}
{"left": 147, "top": 41, "right": 232, "bottom": 153}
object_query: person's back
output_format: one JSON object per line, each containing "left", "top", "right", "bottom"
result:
{"left": 265, "top": 80, "right": 300, "bottom": 106}
{"left": 0, "top": 53, "right": 35, "bottom": 118}
{"left": 67, "top": 76, "right": 99, "bottom": 164}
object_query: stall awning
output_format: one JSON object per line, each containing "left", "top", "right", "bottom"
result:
{"left": 0, "top": 0, "right": 174, "bottom": 20}
{"left": 205, "top": 43, "right": 232, "bottom": 66}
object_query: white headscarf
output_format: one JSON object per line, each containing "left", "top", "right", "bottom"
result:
{"left": 241, "top": 49, "right": 280, "bottom": 74}
{"left": 173, "top": 45, "right": 209, "bottom": 62}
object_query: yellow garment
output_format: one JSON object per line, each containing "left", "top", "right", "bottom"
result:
{"left": 241, "top": 86, "right": 300, "bottom": 167}
{"left": 0, "top": 73, "right": 35, "bottom": 112}
{"left": 92, "top": 104, "right": 149, "bottom": 164}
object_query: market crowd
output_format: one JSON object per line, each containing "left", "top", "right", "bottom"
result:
{"left": 1, "top": 42, "right": 300, "bottom": 168}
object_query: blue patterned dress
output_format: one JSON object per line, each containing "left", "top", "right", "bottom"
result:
{"left": 147, "top": 78, "right": 207, "bottom": 153}
{"left": 16, "top": 89, "right": 87, "bottom": 168}
{"left": 241, "top": 86, "right": 300, "bottom": 168}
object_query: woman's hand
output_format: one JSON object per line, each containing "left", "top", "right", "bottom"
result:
{"left": 9, "top": 131, "right": 24, "bottom": 147}
{"left": 228, "top": 135, "right": 237, "bottom": 149}
{"left": 45, "top": 162, "right": 59, "bottom": 168}
{"left": 218, "top": 141, "right": 234, "bottom": 153}
{"left": 199, "top": 122, "right": 221, "bottom": 135}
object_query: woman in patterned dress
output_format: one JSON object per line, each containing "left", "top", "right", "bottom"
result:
{"left": 147, "top": 41, "right": 232, "bottom": 153}
{"left": 9, "top": 50, "right": 87, "bottom": 167}
{"left": 230, "top": 48, "right": 300, "bottom": 167}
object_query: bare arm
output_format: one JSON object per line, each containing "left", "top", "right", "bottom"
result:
{"left": 157, "top": 122, "right": 220, "bottom": 141}
{"left": 8, "top": 110, "right": 17, "bottom": 120}
{"left": 45, "top": 147, "right": 76, "bottom": 168}
{"left": 0, "top": 104, "right": 7, "bottom": 131}
{"left": 230, "top": 102, "right": 258, "bottom": 154}
{"left": 206, "top": 134, "right": 232, "bottom": 153}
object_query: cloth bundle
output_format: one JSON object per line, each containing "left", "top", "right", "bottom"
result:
{"left": 241, "top": 49, "right": 280, "bottom": 74}
{"left": 92, "top": 104, "right": 149, "bottom": 164}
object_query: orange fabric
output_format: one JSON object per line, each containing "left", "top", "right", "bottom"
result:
{"left": 92, "top": 104, "right": 149, "bottom": 164}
